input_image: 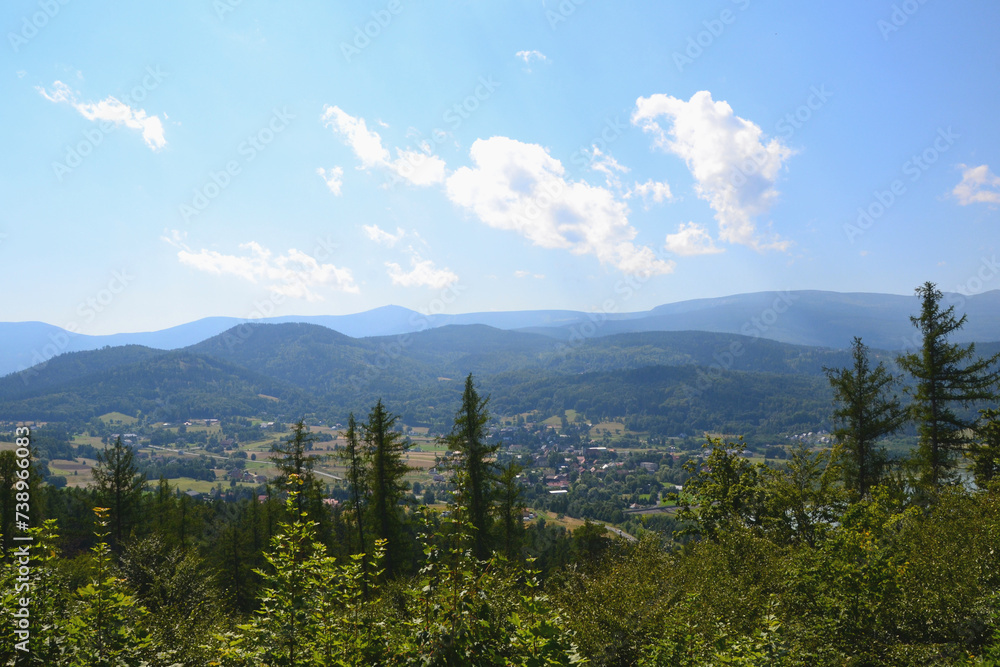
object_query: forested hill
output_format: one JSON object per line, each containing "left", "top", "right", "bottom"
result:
{"left": 4, "top": 289, "right": 999, "bottom": 378}
{"left": 2, "top": 322, "right": 992, "bottom": 434}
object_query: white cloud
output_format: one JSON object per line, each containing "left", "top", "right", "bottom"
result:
{"left": 363, "top": 224, "right": 406, "bottom": 246}
{"left": 321, "top": 105, "right": 447, "bottom": 186}
{"left": 952, "top": 164, "right": 1000, "bottom": 205}
{"left": 320, "top": 105, "right": 389, "bottom": 168}
{"left": 664, "top": 222, "right": 723, "bottom": 256}
{"left": 385, "top": 255, "right": 458, "bottom": 289}
{"left": 632, "top": 90, "right": 794, "bottom": 251}
{"left": 446, "top": 136, "right": 674, "bottom": 277}
{"left": 174, "top": 240, "right": 358, "bottom": 299}
{"left": 587, "top": 146, "right": 629, "bottom": 189}
{"left": 515, "top": 50, "right": 548, "bottom": 64}
{"left": 628, "top": 179, "right": 673, "bottom": 207}
{"left": 316, "top": 166, "right": 344, "bottom": 196}
{"left": 514, "top": 270, "right": 545, "bottom": 279}
{"left": 37, "top": 81, "right": 166, "bottom": 150}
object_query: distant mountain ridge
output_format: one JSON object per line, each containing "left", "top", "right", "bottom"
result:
{"left": 3, "top": 289, "right": 999, "bottom": 378}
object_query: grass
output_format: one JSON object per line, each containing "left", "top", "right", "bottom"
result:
{"left": 99, "top": 412, "right": 137, "bottom": 425}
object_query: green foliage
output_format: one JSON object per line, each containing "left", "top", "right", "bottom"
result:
{"left": 897, "top": 282, "right": 1000, "bottom": 488}
{"left": 443, "top": 374, "right": 500, "bottom": 560}
{"left": 364, "top": 399, "right": 411, "bottom": 578}
{"left": 969, "top": 408, "right": 1000, "bottom": 489}
{"left": 93, "top": 437, "right": 146, "bottom": 548}
{"left": 826, "top": 337, "right": 907, "bottom": 498}
{"left": 63, "top": 507, "right": 152, "bottom": 666}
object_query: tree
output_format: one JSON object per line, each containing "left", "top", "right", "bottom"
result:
{"left": 338, "top": 413, "right": 368, "bottom": 556}
{"left": 495, "top": 460, "right": 525, "bottom": 560}
{"left": 969, "top": 408, "right": 1000, "bottom": 489}
{"left": 897, "top": 282, "right": 1000, "bottom": 487}
{"left": 826, "top": 337, "right": 907, "bottom": 498}
{"left": 271, "top": 421, "right": 321, "bottom": 516}
{"left": 443, "top": 374, "right": 499, "bottom": 559}
{"left": 363, "top": 399, "right": 410, "bottom": 577}
{"left": 93, "top": 436, "right": 146, "bottom": 548}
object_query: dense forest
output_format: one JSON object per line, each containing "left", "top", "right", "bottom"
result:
{"left": 2, "top": 282, "right": 1000, "bottom": 665}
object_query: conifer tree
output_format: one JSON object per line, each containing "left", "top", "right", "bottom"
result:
{"left": 338, "top": 413, "right": 368, "bottom": 555}
{"left": 826, "top": 337, "right": 907, "bottom": 498}
{"left": 93, "top": 436, "right": 146, "bottom": 548}
{"left": 271, "top": 420, "right": 321, "bottom": 516}
{"left": 444, "top": 374, "right": 499, "bottom": 560}
{"left": 897, "top": 282, "right": 1000, "bottom": 487}
{"left": 363, "top": 399, "right": 409, "bottom": 577}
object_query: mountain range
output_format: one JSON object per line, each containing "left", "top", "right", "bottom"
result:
{"left": 4, "top": 289, "right": 999, "bottom": 379}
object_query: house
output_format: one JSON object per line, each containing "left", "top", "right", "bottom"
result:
{"left": 640, "top": 462, "right": 659, "bottom": 473}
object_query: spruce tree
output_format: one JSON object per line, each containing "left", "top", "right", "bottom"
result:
{"left": 338, "top": 413, "right": 368, "bottom": 555}
{"left": 825, "top": 337, "right": 907, "bottom": 498}
{"left": 363, "top": 399, "right": 410, "bottom": 577}
{"left": 897, "top": 282, "right": 1000, "bottom": 487}
{"left": 93, "top": 436, "right": 146, "bottom": 548}
{"left": 444, "top": 374, "right": 499, "bottom": 560}
{"left": 271, "top": 420, "right": 322, "bottom": 516}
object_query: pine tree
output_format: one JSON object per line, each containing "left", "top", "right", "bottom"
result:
{"left": 897, "top": 282, "right": 1000, "bottom": 487}
{"left": 444, "top": 374, "right": 499, "bottom": 560}
{"left": 93, "top": 436, "right": 146, "bottom": 548}
{"left": 363, "top": 399, "right": 410, "bottom": 577}
{"left": 826, "top": 337, "right": 907, "bottom": 498}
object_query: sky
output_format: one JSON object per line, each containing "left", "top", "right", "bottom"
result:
{"left": 2, "top": 0, "right": 999, "bottom": 335}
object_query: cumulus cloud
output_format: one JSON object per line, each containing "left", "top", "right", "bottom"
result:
{"left": 321, "top": 105, "right": 447, "bottom": 186}
{"left": 37, "top": 81, "right": 166, "bottom": 150}
{"left": 171, "top": 239, "right": 358, "bottom": 299}
{"left": 316, "top": 166, "right": 344, "bottom": 195}
{"left": 632, "top": 90, "right": 793, "bottom": 251}
{"left": 363, "top": 224, "right": 406, "bottom": 246}
{"left": 385, "top": 255, "right": 458, "bottom": 289}
{"left": 664, "top": 222, "right": 723, "bottom": 256}
{"left": 628, "top": 179, "right": 673, "bottom": 207}
{"left": 952, "top": 164, "right": 1000, "bottom": 206}
{"left": 445, "top": 136, "right": 674, "bottom": 277}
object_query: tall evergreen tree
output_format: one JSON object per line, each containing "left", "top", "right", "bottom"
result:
{"left": 363, "top": 399, "right": 409, "bottom": 577}
{"left": 338, "top": 413, "right": 368, "bottom": 555}
{"left": 93, "top": 436, "right": 146, "bottom": 548}
{"left": 898, "top": 282, "right": 1000, "bottom": 487}
{"left": 826, "top": 337, "right": 907, "bottom": 498}
{"left": 271, "top": 420, "right": 321, "bottom": 516}
{"left": 495, "top": 460, "right": 525, "bottom": 560}
{"left": 444, "top": 374, "right": 499, "bottom": 560}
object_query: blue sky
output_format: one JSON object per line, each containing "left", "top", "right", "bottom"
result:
{"left": 2, "top": 0, "right": 999, "bottom": 334}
